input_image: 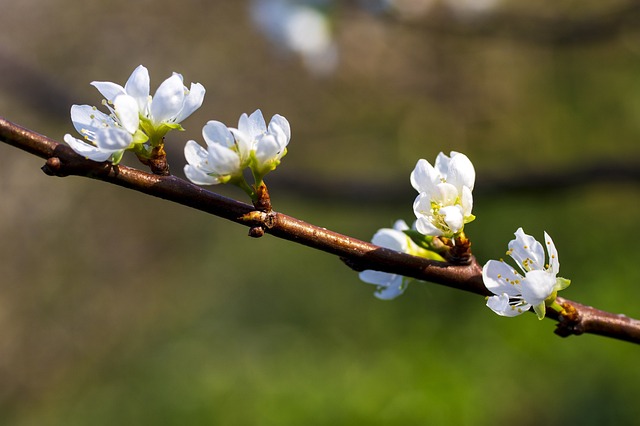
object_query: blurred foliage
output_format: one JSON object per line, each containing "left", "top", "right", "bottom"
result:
{"left": 0, "top": 0, "right": 639, "bottom": 425}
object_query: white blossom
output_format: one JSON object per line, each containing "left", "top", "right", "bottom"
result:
{"left": 184, "top": 109, "right": 291, "bottom": 186}
{"left": 91, "top": 65, "right": 205, "bottom": 131}
{"left": 233, "top": 109, "right": 290, "bottom": 178}
{"left": 64, "top": 95, "right": 142, "bottom": 162}
{"left": 359, "top": 220, "right": 419, "bottom": 300}
{"left": 65, "top": 65, "right": 205, "bottom": 163}
{"left": 410, "top": 151, "right": 475, "bottom": 237}
{"left": 482, "top": 228, "right": 570, "bottom": 320}
{"left": 184, "top": 120, "right": 251, "bottom": 185}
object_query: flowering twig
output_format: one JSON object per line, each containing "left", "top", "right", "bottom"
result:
{"left": 1, "top": 116, "right": 640, "bottom": 344}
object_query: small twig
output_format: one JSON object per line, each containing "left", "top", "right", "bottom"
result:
{"left": 1, "top": 116, "right": 639, "bottom": 344}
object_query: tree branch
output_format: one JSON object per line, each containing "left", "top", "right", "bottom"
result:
{"left": 1, "top": 116, "right": 639, "bottom": 344}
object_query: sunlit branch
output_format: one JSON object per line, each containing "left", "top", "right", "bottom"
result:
{"left": 1, "top": 116, "right": 639, "bottom": 344}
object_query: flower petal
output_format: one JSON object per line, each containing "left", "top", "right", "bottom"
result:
{"left": 207, "top": 143, "right": 242, "bottom": 176}
{"left": 184, "top": 140, "right": 209, "bottom": 168}
{"left": 509, "top": 228, "right": 545, "bottom": 272}
{"left": 254, "top": 134, "right": 282, "bottom": 165}
{"left": 544, "top": 231, "right": 559, "bottom": 274}
{"left": 94, "top": 127, "right": 133, "bottom": 151}
{"left": 521, "top": 270, "right": 556, "bottom": 306}
{"left": 371, "top": 228, "right": 408, "bottom": 252}
{"left": 90, "top": 81, "right": 126, "bottom": 102}
{"left": 124, "top": 65, "right": 150, "bottom": 113}
{"left": 113, "top": 95, "right": 140, "bottom": 134}
{"left": 150, "top": 74, "right": 185, "bottom": 124}
{"left": 414, "top": 216, "right": 442, "bottom": 236}
{"left": 487, "top": 294, "right": 528, "bottom": 317}
{"left": 268, "top": 114, "right": 291, "bottom": 143}
{"left": 184, "top": 164, "right": 219, "bottom": 185}
{"left": 238, "top": 109, "right": 267, "bottom": 140}
{"left": 447, "top": 151, "right": 475, "bottom": 191}
{"left": 64, "top": 134, "right": 113, "bottom": 162}
{"left": 440, "top": 205, "right": 464, "bottom": 234}
{"left": 202, "top": 120, "right": 235, "bottom": 148}
{"left": 410, "top": 159, "right": 438, "bottom": 193}
{"left": 358, "top": 270, "right": 407, "bottom": 300}
{"left": 482, "top": 260, "right": 523, "bottom": 297}
{"left": 70, "top": 104, "right": 114, "bottom": 136}
{"left": 174, "top": 82, "right": 206, "bottom": 123}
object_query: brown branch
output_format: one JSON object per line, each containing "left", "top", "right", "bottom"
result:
{"left": 1, "top": 116, "right": 640, "bottom": 344}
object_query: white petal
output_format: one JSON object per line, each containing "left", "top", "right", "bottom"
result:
{"left": 460, "top": 186, "right": 474, "bottom": 217}
{"left": 415, "top": 216, "right": 442, "bottom": 237}
{"left": 113, "top": 95, "right": 140, "bottom": 134}
{"left": 521, "top": 270, "right": 556, "bottom": 306}
{"left": 94, "top": 127, "right": 133, "bottom": 151}
{"left": 440, "top": 205, "right": 464, "bottom": 233}
{"left": 434, "top": 152, "right": 451, "bottom": 178}
{"left": 432, "top": 182, "right": 459, "bottom": 206}
{"left": 371, "top": 228, "right": 408, "bottom": 252}
{"left": 254, "top": 134, "right": 281, "bottom": 165}
{"left": 174, "top": 82, "right": 206, "bottom": 123}
{"left": 482, "top": 260, "right": 523, "bottom": 297}
{"left": 207, "top": 143, "right": 242, "bottom": 176}
{"left": 150, "top": 74, "right": 185, "bottom": 124}
{"left": 64, "top": 134, "right": 113, "bottom": 162}
{"left": 509, "top": 228, "right": 545, "bottom": 272}
{"left": 184, "top": 140, "right": 210, "bottom": 168}
{"left": 412, "top": 192, "right": 432, "bottom": 217}
{"left": 544, "top": 231, "right": 559, "bottom": 274}
{"left": 268, "top": 114, "right": 291, "bottom": 142}
{"left": 447, "top": 152, "right": 476, "bottom": 191}
{"left": 90, "top": 81, "right": 126, "bottom": 102}
{"left": 229, "top": 128, "right": 253, "bottom": 160}
{"left": 184, "top": 164, "right": 219, "bottom": 185}
{"left": 358, "top": 270, "right": 407, "bottom": 300}
{"left": 359, "top": 269, "right": 391, "bottom": 286}
{"left": 238, "top": 109, "right": 267, "bottom": 140}
{"left": 374, "top": 278, "right": 407, "bottom": 300}
{"left": 410, "top": 159, "right": 438, "bottom": 193}
{"left": 70, "top": 104, "right": 114, "bottom": 136}
{"left": 124, "top": 65, "right": 150, "bottom": 113}
{"left": 202, "top": 121, "right": 235, "bottom": 148}
{"left": 487, "top": 294, "right": 528, "bottom": 317}
{"left": 392, "top": 220, "right": 410, "bottom": 232}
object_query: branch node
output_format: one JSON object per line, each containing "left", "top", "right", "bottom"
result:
{"left": 248, "top": 226, "right": 265, "bottom": 238}
{"left": 554, "top": 302, "right": 583, "bottom": 338}
{"left": 41, "top": 157, "right": 67, "bottom": 177}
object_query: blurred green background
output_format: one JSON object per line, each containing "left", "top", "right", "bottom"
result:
{"left": 1, "top": 1, "right": 639, "bottom": 425}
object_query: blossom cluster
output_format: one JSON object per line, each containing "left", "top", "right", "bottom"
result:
{"left": 483, "top": 228, "right": 570, "bottom": 319}
{"left": 359, "top": 151, "right": 570, "bottom": 320}
{"left": 64, "top": 66, "right": 571, "bottom": 321}
{"left": 65, "top": 65, "right": 205, "bottom": 164}
{"left": 410, "top": 151, "right": 475, "bottom": 238}
{"left": 183, "top": 109, "right": 290, "bottom": 190}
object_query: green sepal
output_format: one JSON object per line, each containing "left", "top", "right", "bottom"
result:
{"left": 533, "top": 302, "right": 547, "bottom": 320}
{"left": 403, "top": 230, "right": 436, "bottom": 251}
{"left": 131, "top": 129, "right": 149, "bottom": 146}
{"left": 464, "top": 214, "right": 476, "bottom": 224}
{"left": 413, "top": 247, "right": 447, "bottom": 262}
{"left": 555, "top": 277, "right": 571, "bottom": 291}
{"left": 110, "top": 150, "right": 125, "bottom": 165}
